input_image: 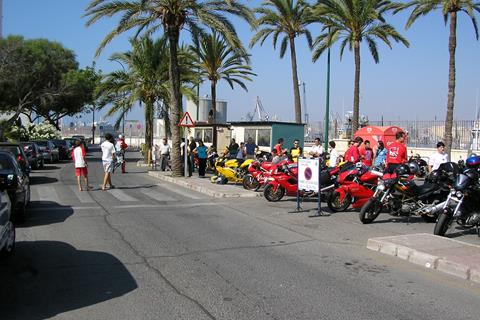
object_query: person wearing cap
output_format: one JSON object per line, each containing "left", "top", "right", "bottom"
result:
{"left": 428, "top": 141, "right": 449, "bottom": 172}
{"left": 115, "top": 134, "right": 128, "bottom": 173}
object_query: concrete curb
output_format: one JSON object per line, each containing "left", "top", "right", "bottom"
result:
{"left": 367, "top": 233, "right": 480, "bottom": 284}
{"left": 148, "top": 171, "right": 262, "bottom": 198}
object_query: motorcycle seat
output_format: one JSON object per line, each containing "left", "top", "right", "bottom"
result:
{"left": 415, "top": 183, "right": 438, "bottom": 196}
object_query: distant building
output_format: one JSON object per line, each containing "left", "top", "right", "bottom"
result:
{"left": 185, "top": 97, "right": 227, "bottom": 124}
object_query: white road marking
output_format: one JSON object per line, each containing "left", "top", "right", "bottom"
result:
{"left": 112, "top": 202, "right": 220, "bottom": 209}
{"left": 69, "top": 185, "right": 95, "bottom": 203}
{"left": 140, "top": 188, "right": 176, "bottom": 202}
{"left": 155, "top": 183, "right": 202, "bottom": 199}
{"left": 28, "top": 206, "right": 101, "bottom": 212}
{"left": 107, "top": 188, "right": 139, "bottom": 202}
{"left": 36, "top": 185, "right": 60, "bottom": 203}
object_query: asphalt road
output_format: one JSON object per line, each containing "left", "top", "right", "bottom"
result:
{"left": 1, "top": 148, "right": 479, "bottom": 320}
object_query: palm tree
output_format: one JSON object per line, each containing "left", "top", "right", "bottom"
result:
{"left": 85, "top": 0, "right": 253, "bottom": 176}
{"left": 250, "top": 0, "right": 313, "bottom": 124}
{"left": 397, "top": 0, "right": 480, "bottom": 154}
{"left": 311, "top": 0, "right": 409, "bottom": 137}
{"left": 191, "top": 31, "right": 256, "bottom": 149}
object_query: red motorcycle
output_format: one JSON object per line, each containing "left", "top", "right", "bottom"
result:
{"left": 263, "top": 162, "right": 340, "bottom": 202}
{"left": 327, "top": 164, "right": 382, "bottom": 212}
{"left": 243, "top": 158, "right": 290, "bottom": 191}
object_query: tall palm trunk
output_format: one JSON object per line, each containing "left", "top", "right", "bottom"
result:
{"left": 444, "top": 11, "right": 457, "bottom": 155}
{"left": 289, "top": 37, "right": 302, "bottom": 124}
{"left": 145, "top": 99, "right": 154, "bottom": 161}
{"left": 211, "top": 80, "right": 217, "bottom": 149}
{"left": 352, "top": 41, "right": 361, "bottom": 139}
{"left": 167, "top": 26, "right": 183, "bottom": 176}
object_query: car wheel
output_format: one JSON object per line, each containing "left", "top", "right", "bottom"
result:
{"left": 40, "top": 159, "right": 45, "bottom": 168}
{"left": 0, "top": 221, "right": 15, "bottom": 257}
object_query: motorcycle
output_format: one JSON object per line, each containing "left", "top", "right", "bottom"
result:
{"left": 210, "top": 156, "right": 253, "bottom": 184}
{"left": 243, "top": 158, "right": 287, "bottom": 191}
{"left": 408, "top": 154, "right": 429, "bottom": 178}
{"left": 263, "top": 161, "right": 340, "bottom": 202}
{"left": 358, "top": 162, "right": 454, "bottom": 224}
{"left": 434, "top": 155, "right": 480, "bottom": 237}
{"left": 327, "top": 163, "right": 382, "bottom": 212}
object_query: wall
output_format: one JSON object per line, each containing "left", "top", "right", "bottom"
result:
{"left": 271, "top": 123, "right": 305, "bottom": 150}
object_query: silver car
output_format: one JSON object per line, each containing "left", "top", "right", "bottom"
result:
{"left": 0, "top": 154, "right": 14, "bottom": 256}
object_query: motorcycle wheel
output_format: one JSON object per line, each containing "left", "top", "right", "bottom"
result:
{"left": 327, "top": 191, "right": 352, "bottom": 212}
{"left": 242, "top": 174, "right": 260, "bottom": 191}
{"left": 359, "top": 198, "right": 382, "bottom": 224}
{"left": 263, "top": 184, "right": 285, "bottom": 202}
{"left": 434, "top": 212, "right": 452, "bottom": 236}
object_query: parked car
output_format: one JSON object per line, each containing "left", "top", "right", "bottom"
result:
{"left": 52, "top": 139, "right": 72, "bottom": 160}
{"left": 34, "top": 140, "right": 59, "bottom": 163}
{"left": 0, "top": 151, "right": 30, "bottom": 221}
{"left": 0, "top": 171, "right": 14, "bottom": 257}
{"left": 20, "top": 142, "right": 45, "bottom": 169}
{"left": 0, "top": 143, "right": 31, "bottom": 174}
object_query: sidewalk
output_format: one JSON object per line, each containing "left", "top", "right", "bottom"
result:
{"left": 367, "top": 233, "right": 480, "bottom": 284}
{"left": 148, "top": 170, "right": 262, "bottom": 198}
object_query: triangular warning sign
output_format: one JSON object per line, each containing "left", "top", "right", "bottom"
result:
{"left": 178, "top": 111, "right": 195, "bottom": 127}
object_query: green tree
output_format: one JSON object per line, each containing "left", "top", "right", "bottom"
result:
{"left": 250, "top": 0, "right": 313, "bottom": 124}
{"left": 397, "top": 0, "right": 480, "bottom": 154}
{"left": 85, "top": 0, "right": 253, "bottom": 176}
{"left": 311, "top": 0, "right": 409, "bottom": 137}
{"left": 191, "top": 31, "right": 256, "bottom": 149}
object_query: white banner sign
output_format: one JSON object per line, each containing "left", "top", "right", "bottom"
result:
{"left": 298, "top": 158, "right": 320, "bottom": 192}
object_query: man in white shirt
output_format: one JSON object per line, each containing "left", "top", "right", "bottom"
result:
{"left": 428, "top": 141, "right": 449, "bottom": 172}
{"left": 309, "top": 138, "right": 324, "bottom": 157}
{"left": 328, "top": 141, "right": 339, "bottom": 168}
{"left": 159, "top": 138, "right": 171, "bottom": 171}
{"left": 101, "top": 133, "right": 116, "bottom": 190}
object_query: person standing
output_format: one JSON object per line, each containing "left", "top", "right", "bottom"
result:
{"left": 386, "top": 131, "right": 408, "bottom": 173}
{"left": 328, "top": 141, "right": 338, "bottom": 168}
{"left": 360, "top": 140, "right": 374, "bottom": 167}
{"left": 229, "top": 138, "right": 239, "bottom": 159}
{"left": 373, "top": 141, "right": 387, "bottom": 168}
{"left": 101, "top": 133, "right": 116, "bottom": 191}
{"left": 188, "top": 137, "right": 197, "bottom": 173}
{"left": 159, "top": 138, "right": 171, "bottom": 171}
{"left": 115, "top": 134, "right": 128, "bottom": 173}
{"left": 290, "top": 139, "right": 303, "bottom": 162}
{"left": 428, "top": 141, "right": 449, "bottom": 172}
{"left": 245, "top": 137, "right": 258, "bottom": 159}
{"left": 72, "top": 139, "right": 92, "bottom": 191}
{"left": 345, "top": 137, "right": 363, "bottom": 164}
{"left": 194, "top": 140, "right": 208, "bottom": 177}
{"left": 308, "top": 138, "right": 324, "bottom": 157}
{"left": 151, "top": 145, "right": 158, "bottom": 170}
{"left": 273, "top": 138, "right": 288, "bottom": 156}
{"left": 236, "top": 142, "right": 246, "bottom": 160}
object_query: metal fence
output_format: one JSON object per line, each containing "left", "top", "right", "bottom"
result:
{"left": 306, "top": 120, "right": 480, "bottom": 150}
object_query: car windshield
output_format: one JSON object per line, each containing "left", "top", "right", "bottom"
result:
{"left": 35, "top": 141, "right": 48, "bottom": 147}
{"left": 52, "top": 140, "right": 66, "bottom": 146}
{"left": 0, "top": 146, "right": 21, "bottom": 156}
{"left": 0, "top": 154, "right": 15, "bottom": 171}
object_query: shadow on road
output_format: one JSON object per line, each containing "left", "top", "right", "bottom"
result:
{"left": 17, "top": 201, "right": 73, "bottom": 228}
{"left": 36, "top": 165, "right": 61, "bottom": 171}
{"left": 0, "top": 241, "right": 137, "bottom": 320}
{"left": 29, "top": 176, "right": 58, "bottom": 185}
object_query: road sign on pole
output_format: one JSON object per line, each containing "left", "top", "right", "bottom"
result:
{"left": 178, "top": 111, "right": 195, "bottom": 127}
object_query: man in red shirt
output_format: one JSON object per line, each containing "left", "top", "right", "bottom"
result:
{"left": 386, "top": 131, "right": 407, "bottom": 173}
{"left": 360, "top": 140, "right": 374, "bottom": 167}
{"left": 345, "top": 137, "right": 363, "bottom": 164}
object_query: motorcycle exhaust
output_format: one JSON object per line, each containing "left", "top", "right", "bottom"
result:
{"left": 421, "top": 201, "right": 447, "bottom": 216}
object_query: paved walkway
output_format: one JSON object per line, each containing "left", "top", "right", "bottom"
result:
{"left": 368, "top": 233, "right": 480, "bottom": 284}
{"left": 148, "top": 170, "right": 262, "bottom": 198}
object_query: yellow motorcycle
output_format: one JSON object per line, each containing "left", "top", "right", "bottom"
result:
{"left": 211, "top": 156, "right": 253, "bottom": 184}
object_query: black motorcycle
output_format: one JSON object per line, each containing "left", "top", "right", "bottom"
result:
{"left": 359, "top": 163, "right": 456, "bottom": 224}
{"left": 408, "top": 154, "right": 429, "bottom": 178}
{"left": 434, "top": 168, "right": 480, "bottom": 237}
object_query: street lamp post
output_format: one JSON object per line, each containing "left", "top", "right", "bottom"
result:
{"left": 324, "top": 40, "right": 331, "bottom": 151}
{"left": 113, "top": 59, "right": 127, "bottom": 134}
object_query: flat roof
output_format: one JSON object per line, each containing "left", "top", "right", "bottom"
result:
{"left": 229, "top": 121, "right": 305, "bottom": 126}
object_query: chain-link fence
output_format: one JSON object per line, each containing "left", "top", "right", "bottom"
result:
{"left": 306, "top": 119, "right": 480, "bottom": 150}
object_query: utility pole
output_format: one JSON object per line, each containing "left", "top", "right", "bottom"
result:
{"left": 323, "top": 39, "right": 331, "bottom": 151}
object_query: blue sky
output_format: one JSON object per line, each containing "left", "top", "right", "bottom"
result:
{"left": 3, "top": 0, "right": 479, "bottom": 126}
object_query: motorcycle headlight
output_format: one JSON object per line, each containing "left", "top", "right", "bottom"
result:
{"left": 450, "top": 189, "right": 456, "bottom": 195}
{"left": 455, "top": 191, "right": 463, "bottom": 198}
{"left": 377, "top": 183, "right": 386, "bottom": 191}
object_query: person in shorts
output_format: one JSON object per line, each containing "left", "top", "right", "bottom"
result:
{"left": 101, "top": 133, "right": 116, "bottom": 191}
{"left": 72, "top": 139, "right": 92, "bottom": 191}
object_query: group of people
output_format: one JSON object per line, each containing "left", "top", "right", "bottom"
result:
{"left": 73, "top": 133, "right": 128, "bottom": 192}
{"left": 225, "top": 137, "right": 259, "bottom": 160}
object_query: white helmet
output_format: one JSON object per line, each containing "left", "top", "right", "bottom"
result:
{"left": 118, "top": 134, "right": 124, "bottom": 139}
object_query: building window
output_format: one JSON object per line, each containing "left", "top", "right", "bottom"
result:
{"left": 245, "top": 129, "right": 256, "bottom": 142}
{"left": 204, "top": 129, "right": 213, "bottom": 143}
{"left": 257, "top": 129, "right": 271, "bottom": 147}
